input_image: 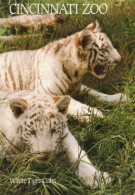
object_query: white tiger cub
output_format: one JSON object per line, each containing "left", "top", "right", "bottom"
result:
{"left": 0, "top": 90, "right": 110, "bottom": 188}
{"left": 0, "top": 20, "right": 127, "bottom": 122}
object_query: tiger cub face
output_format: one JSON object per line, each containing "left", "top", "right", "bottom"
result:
{"left": 8, "top": 93, "right": 70, "bottom": 164}
{"left": 77, "top": 20, "right": 121, "bottom": 78}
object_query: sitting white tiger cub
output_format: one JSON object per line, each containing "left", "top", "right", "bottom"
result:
{"left": 0, "top": 90, "right": 110, "bottom": 188}
{"left": 0, "top": 20, "right": 127, "bottom": 122}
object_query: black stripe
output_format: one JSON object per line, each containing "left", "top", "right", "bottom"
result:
{"left": 62, "top": 64, "right": 72, "bottom": 81}
{"left": 93, "top": 43, "right": 99, "bottom": 48}
{"left": 99, "top": 54, "right": 104, "bottom": 58}
{"left": 89, "top": 49, "right": 93, "bottom": 61}
{"left": 30, "top": 113, "right": 37, "bottom": 119}
{"left": 88, "top": 49, "right": 93, "bottom": 70}
{"left": 47, "top": 88, "right": 57, "bottom": 96}
{"left": 92, "top": 49, "right": 97, "bottom": 64}
{"left": 54, "top": 72, "right": 68, "bottom": 91}
{"left": 55, "top": 83, "right": 64, "bottom": 95}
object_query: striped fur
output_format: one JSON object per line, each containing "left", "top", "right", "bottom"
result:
{"left": 0, "top": 20, "right": 125, "bottom": 121}
{"left": 0, "top": 91, "right": 70, "bottom": 163}
{"left": 0, "top": 20, "right": 121, "bottom": 93}
{"left": 0, "top": 90, "right": 111, "bottom": 188}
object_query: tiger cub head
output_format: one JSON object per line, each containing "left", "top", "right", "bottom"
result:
{"left": 76, "top": 20, "right": 121, "bottom": 78}
{"left": 9, "top": 94, "right": 70, "bottom": 164}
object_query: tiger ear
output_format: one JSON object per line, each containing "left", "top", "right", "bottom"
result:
{"left": 53, "top": 96, "right": 71, "bottom": 114}
{"left": 86, "top": 20, "right": 100, "bottom": 32}
{"left": 9, "top": 99, "right": 28, "bottom": 118}
{"left": 79, "top": 29, "right": 94, "bottom": 50}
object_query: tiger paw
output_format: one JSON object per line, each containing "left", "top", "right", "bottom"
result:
{"left": 108, "top": 93, "right": 127, "bottom": 104}
{"left": 78, "top": 108, "right": 104, "bottom": 123}
{"left": 79, "top": 170, "right": 111, "bottom": 189}
{"left": 118, "top": 93, "right": 127, "bottom": 103}
{"left": 94, "top": 171, "right": 111, "bottom": 189}
{"left": 91, "top": 108, "right": 104, "bottom": 119}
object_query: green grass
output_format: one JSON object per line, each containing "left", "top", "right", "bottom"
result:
{"left": 0, "top": 0, "right": 135, "bottom": 194}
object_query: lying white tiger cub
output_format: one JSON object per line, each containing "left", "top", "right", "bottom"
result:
{"left": 0, "top": 20, "right": 126, "bottom": 122}
{"left": 0, "top": 90, "right": 110, "bottom": 188}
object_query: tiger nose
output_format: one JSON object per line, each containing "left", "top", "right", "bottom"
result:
{"left": 115, "top": 55, "right": 121, "bottom": 63}
{"left": 39, "top": 152, "right": 51, "bottom": 160}
{"left": 115, "top": 52, "right": 121, "bottom": 63}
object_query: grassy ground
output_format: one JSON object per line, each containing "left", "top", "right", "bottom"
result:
{"left": 0, "top": 0, "right": 135, "bottom": 194}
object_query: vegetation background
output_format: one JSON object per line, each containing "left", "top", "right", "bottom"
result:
{"left": 0, "top": 0, "right": 135, "bottom": 194}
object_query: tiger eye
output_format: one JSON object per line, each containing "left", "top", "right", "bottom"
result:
{"left": 51, "top": 128, "right": 56, "bottom": 134}
{"left": 30, "top": 130, "right": 36, "bottom": 135}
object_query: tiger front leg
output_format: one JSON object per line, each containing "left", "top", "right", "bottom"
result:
{"left": 62, "top": 131, "right": 111, "bottom": 188}
{"left": 67, "top": 97, "right": 104, "bottom": 123}
{"left": 81, "top": 85, "right": 127, "bottom": 104}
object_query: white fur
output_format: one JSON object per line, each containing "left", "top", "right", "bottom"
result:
{"left": 0, "top": 90, "right": 111, "bottom": 188}
{"left": 67, "top": 97, "right": 104, "bottom": 122}
{"left": 0, "top": 20, "right": 127, "bottom": 123}
{"left": 63, "top": 131, "right": 111, "bottom": 188}
{"left": 81, "top": 85, "right": 127, "bottom": 104}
